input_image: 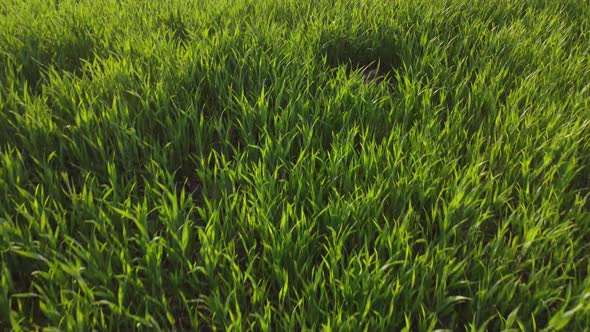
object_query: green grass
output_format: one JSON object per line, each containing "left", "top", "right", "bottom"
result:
{"left": 1, "top": 0, "right": 589, "bottom": 330}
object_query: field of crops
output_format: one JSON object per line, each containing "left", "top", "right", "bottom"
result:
{"left": 1, "top": 0, "right": 589, "bottom": 330}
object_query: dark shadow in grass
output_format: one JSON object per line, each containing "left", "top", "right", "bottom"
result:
{"left": 14, "top": 25, "right": 96, "bottom": 96}
{"left": 2, "top": 249, "right": 51, "bottom": 329}
{"left": 209, "top": 120, "right": 242, "bottom": 165}
{"left": 318, "top": 33, "right": 401, "bottom": 89}
{"left": 156, "top": 8, "right": 190, "bottom": 47}
{"left": 576, "top": 155, "right": 590, "bottom": 214}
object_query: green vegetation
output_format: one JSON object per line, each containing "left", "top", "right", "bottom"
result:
{"left": 1, "top": 0, "right": 589, "bottom": 330}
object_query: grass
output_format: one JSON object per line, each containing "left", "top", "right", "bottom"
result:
{"left": 0, "top": 0, "right": 589, "bottom": 330}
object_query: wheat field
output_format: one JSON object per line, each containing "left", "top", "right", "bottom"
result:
{"left": 1, "top": 0, "right": 589, "bottom": 330}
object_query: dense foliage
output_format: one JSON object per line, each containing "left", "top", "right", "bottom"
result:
{"left": 1, "top": 0, "right": 589, "bottom": 330}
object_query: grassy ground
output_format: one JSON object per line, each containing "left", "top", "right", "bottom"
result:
{"left": 1, "top": 0, "right": 589, "bottom": 330}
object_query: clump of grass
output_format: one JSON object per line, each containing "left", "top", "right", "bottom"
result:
{"left": 1, "top": 0, "right": 590, "bottom": 330}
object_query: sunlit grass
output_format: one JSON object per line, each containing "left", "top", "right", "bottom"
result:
{"left": 1, "top": 0, "right": 589, "bottom": 330}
